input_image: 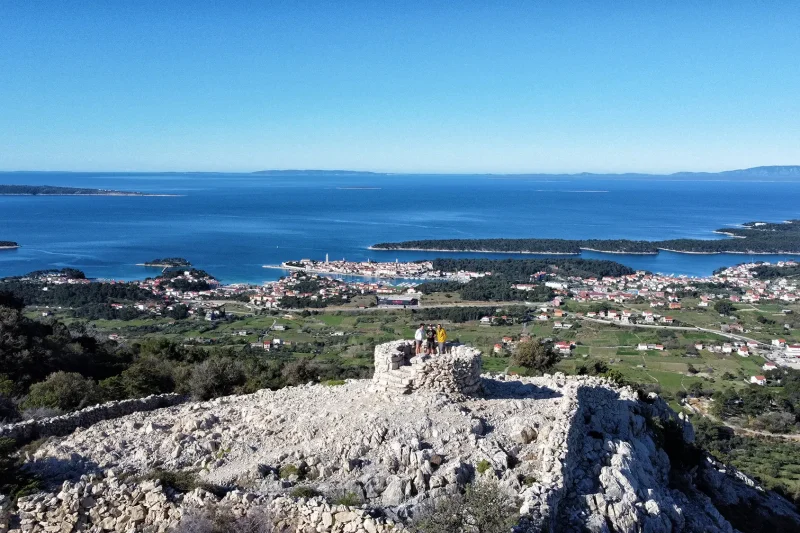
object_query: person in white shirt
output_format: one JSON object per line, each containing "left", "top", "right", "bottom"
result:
{"left": 414, "top": 323, "right": 425, "bottom": 355}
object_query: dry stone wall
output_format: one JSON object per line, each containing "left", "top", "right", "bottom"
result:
{"left": 0, "top": 394, "right": 186, "bottom": 445}
{"left": 372, "top": 341, "right": 482, "bottom": 395}
{"left": 3, "top": 474, "right": 402, "bottom": 533}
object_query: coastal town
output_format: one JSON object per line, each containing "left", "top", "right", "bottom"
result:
{"left": 7, "top": 259, "right": 800, "bottom": 372}
{"left": 268, "top": 257, "right": 485, "bottom": 281}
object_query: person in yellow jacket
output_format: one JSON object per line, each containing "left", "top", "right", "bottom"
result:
{"left": 436, "top": 324, "right": 447, "bottom": 354}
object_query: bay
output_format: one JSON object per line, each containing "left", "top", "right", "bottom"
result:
{"left": 1, "top": 171, "right": 798, "bottom": 283}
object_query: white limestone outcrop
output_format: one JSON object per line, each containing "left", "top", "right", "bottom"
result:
{"left": 2, "top": 342, "right": 797, "bottom": 532}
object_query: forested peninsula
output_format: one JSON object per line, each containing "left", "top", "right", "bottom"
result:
{"left": 0, "top": 185, "right": 173, "bottom": 196}
{"left": 139, "top": 257, "right": 192, "bottom": 267}
{"left": 0, "top": 241, "right": 19, "bottom": 249}
{"left": 372, "top": 220, "right": 800, "bottom": 255}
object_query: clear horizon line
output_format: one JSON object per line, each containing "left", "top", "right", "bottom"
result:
{"left": 1, "top": 164, "right": 798, "bottom": 176}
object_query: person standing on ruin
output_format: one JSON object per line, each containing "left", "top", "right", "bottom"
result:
{"left": 414, "top": 323, "right": 425, "bottom": 355}
{"left": 436, "top": 323, "right": 447, "bottom": 354}
{"left": 426, "top": 324, "right": 437, "bottom": 354}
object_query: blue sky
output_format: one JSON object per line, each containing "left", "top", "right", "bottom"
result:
{"left": 1, "top": 1, "right": 798, "bottom": 173}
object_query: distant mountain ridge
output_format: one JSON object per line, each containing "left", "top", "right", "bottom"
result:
{"left": 251, "top": 169, "right": 385, "bottom": 176}
{"left": 2, "top": 166, "right": 798, "bottom": 177}
{"left": 672, "top": 165, "right": 800, "bottom": 178}
{"left": 248, "top": 166, "right": 800, "bottom": 178}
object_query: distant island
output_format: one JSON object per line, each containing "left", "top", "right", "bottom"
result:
{"left": 251, "top": 169, "right": 386, "bottom": 176}
{"left": 138, "top": 257, "right": 192, "bottom": 268}
{"left": 372, "top": 220, "right": 800, "bottom": 255}
{"left": 0, "top": 185, "right": 177, "bottom": 196}
{"left": 3, "top": 165, "right": 798, "bottom": 179}
{"left": 0, "top": 241, "right": 19, "bottom": 249}
{"left": 247, "top": 165, "right": 800, "bottom": 179}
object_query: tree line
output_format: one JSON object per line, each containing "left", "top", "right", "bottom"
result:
{"left": 372, "top": 220, "right": 800, "bottom": 254}
{"left": 417, "top": 276, "right": 553, "bottom": 302}
{"left": 0, "top": 293, "right": 370, "bottom": 424}
{"left": 429, "top": 258, "right": 636, "bottom": 278}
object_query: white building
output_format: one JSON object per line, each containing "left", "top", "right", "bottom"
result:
{"left": 786, "top": 344, "right": 800, "bottom": 357}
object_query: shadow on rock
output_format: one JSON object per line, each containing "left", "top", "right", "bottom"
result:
{"left": 482, "top": 378, "right": 562, "bottom": 400}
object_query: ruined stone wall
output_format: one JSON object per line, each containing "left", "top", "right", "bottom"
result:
{"left": 0, "top": 393, "right": 186, "bottom": 445}
{"left": 372, "top": 340, "right": 482, "bottom": 395}
{"left": 3, "top": 476, "right": 402, "bottom": 533}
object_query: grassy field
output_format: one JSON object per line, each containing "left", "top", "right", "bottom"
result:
{"left": 68, "top": 304, "right": 784, "bottom": 398}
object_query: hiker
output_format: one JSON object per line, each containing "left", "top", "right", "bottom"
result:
{"left": 414, "top": 323, "right": 425, "bottom": 354}
{"left": 426, "top": 324, "right": 437, "bottom": 354}
{"left": 436, "top": 323, "right": 447, "bottom": 354}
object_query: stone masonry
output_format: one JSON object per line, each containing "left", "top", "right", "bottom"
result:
{"left": 372, "top": 341, "right": 482, "bottom": 395}
{"left": 0, "top": 394, "right": 186, "bottom": 445}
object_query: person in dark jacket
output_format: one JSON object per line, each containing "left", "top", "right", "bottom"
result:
{"left": 426, "top": 324, "right": 437, "bottom": 354}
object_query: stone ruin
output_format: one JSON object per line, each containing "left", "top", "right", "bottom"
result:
{"left": 372, "top": 340, "right": 482, "bottom": 395}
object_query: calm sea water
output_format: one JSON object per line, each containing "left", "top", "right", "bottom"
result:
{"left": 1, "top": 172, "right": 799, "bottom": 283}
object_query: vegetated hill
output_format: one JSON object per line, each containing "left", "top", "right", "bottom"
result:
{"left": 751, "top": 262, "right": 800, "bottom": 279}
{"left": 373, "top": 220, "right": 800, "bottom": 254}
{"left": 142, "top": 257, "right": 191, "bottom": 267}
{"left": 0, "top": 241, "right": 19, "bottom": 248}
{"left": 713, "top": 165, "right": 800, "bottom": 178}
{"left": 6, "top": 357, "right": 800, "bottom": 532}
{"left": 429, "top": 258, "right": 636, "bottom": 278}
{"left": 412, "top": 258, "right": 634, "bottom": 302}
{"left": 0, "top": 270, "right": 153, "bottom": 309}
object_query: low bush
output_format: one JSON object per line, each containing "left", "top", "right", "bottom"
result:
{"left": 411, "top": 479, "right": 518, "bottom": 533}
{"left": 476, "top": 459, "right": 492, "bottom": 475}
{"left": 174, "top": 505, "right": 281, "bottom": 533}
{"left": 331, "top": 490, "right": 362, "bottom": 506}
{"left": 0, "top": 437, "right": 40, "bottom": 500}
{"left": 279, "top": 464, "right": 300, "bottom": 479}
{"left": 142, "top": 468, "right": 224, "bottom": 496}
{"left": 290, "top": 486, "right": 320, "bottom": 499}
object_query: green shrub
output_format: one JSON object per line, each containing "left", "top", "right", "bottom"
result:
{"left": 142, "top": 468, "right": 223, "bottom": 496}
{"left": 187, "top": 358, "right": 246, "bottom": 401}
{"left": 513, "top": 339, "right": 560, "bottom": 374}
{"left": 279, "top": 464, "right": 300, "bottom": 479}
{"left": 290, "top": 486, "right": 320, "bottom": 499}
{"left": 476, "top": 459, "right": 492, "bottom": 475}
{"left": 411, "top": 479, "right": 518, "bottom": 533}
{"left": 332, "top": 491, "right": 362, "bottom": 506}
{"left": 322, "top": 379, "right": 345, "bottom": 387}
{"left": 0, "top": 437, "right": 40, "bottom": 500}
{"left": 23, "top": 371, "right": 99, "bottom": 412}
{"left": 174, "top": 505, "right": 278, "bottom": 533}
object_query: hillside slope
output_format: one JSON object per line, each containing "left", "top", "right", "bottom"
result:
{"left": 3, "top": 364, "right": 799, "bottom": 532}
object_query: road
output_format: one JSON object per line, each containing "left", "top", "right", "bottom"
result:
{"left": 578, "top": 315, "right": 770, "bottom": 348}
{"left": 684, "top": 398, "right": 800, "bottom": 441}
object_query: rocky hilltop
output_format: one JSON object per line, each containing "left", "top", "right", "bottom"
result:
{"left": 2, "top": 342, "right": 798, "bottom": 533}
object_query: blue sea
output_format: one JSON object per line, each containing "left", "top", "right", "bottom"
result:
{"left": 1, "top": 172, "right": 799, "bottom": 283}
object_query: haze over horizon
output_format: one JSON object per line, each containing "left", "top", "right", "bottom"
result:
{"left": 1, "top": 1, "right": 799, "bottom": 174}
